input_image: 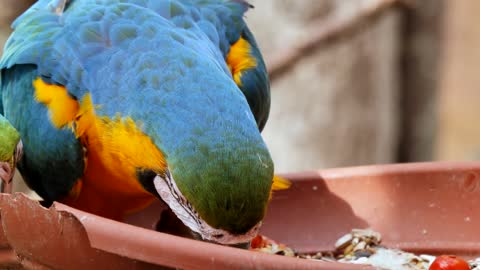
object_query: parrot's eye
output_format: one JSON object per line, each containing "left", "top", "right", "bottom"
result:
{"left": 136, "top": 168, "right": 159, "bottom": 196}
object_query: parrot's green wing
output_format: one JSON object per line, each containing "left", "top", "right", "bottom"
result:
{"left": 1, "top": 65, "right": 85, "bottom": 201}
{"left": 0, "top": 113, "right": 20, "bottom": 162}
{"left": 0, "top": 112, "right": 20, "bottom": 193}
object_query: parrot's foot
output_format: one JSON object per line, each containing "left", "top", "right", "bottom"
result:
{"left": 0, "top": 140, "right": 23, "bottom": 194}
{"left": 0, "top": 162, "right": 13, "bottom": 193}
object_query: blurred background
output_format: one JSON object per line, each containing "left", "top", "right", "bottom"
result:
{"left": 0, "top": 0, "right": 478, "bottom": 176}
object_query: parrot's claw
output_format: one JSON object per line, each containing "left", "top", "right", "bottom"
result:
{"left": 0, "top": 162, "right": 13, "bottom": 193}
{"left": 0, "top": 140, "right": 23, "bottom": 194}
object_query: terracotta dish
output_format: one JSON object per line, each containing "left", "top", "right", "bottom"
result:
{"left": 0, "top": 162, "right": 479, "bottom": 269}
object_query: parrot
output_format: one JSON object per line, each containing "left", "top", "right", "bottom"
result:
{"left": 0, "top": 114, "right": 22, "bottom": 193}
{"left": 0, "top": 0, "right": 290, "bottom": 247}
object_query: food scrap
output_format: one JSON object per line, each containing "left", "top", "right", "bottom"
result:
{"left": 250, "top": 234, "right": 295, "bottom": 256}
{"left": 430, "top": 255, "right": 471, "bottom": 270}
{"left": 251, "top": 229, "right": 475, "bottom": 270}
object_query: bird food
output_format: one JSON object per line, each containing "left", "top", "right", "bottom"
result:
{"left": 252, "top": 229, "right": 478, "bottom": 270}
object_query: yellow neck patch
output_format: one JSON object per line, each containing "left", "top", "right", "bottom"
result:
{"left": 33, "top": 78, "right": 166, "bottom": 216}
{"left": 226, "top": 37, "right": 257, "bottom": 86}
{"left": 75, "top": 94, "right": 166, "bottom": 178}
{"left": 34, "top": 78, "right": 79, "bottom": 128}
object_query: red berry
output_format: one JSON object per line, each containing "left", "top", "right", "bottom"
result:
{"left": 429, "top": 255, "right": 471, "bottom": 270}
{"left": 250, "top": 235, "right": 280, "bottom": 249}
{"left": 250, "top": 235, "right": 265, "bottom": 249}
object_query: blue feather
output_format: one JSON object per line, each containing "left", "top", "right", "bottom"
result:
{"left": 0, "top": 0, "right": 272, "bottom": 233}
{"left": 1, "top": 65, "right": 84, "bottom": 201}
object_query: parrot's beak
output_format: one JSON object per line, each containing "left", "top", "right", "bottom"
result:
{"left": 227, "top": 242, "right": 251, "bottom": 250}
{"left": 153, "top": 172, "right": 260, "bottom": 248}
{"left": 189, "top": 230, "right": 251, "bottom": 250}
{"left": 156, "top": 211, "right": 252, "bottom": 249}
{"left": 0, "top": 140, "right": 23, "bottom": 193}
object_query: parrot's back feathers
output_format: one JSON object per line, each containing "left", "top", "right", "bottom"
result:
{"left": 1, "top": 0, "right": 269, "bottom": 130}
{"left": 2, "top": 0, "right": 250, "bottom": 82}
{"left": 47, "top": 0, "right": 69, "bottom": 15}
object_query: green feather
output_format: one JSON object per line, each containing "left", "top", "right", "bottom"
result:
{"left": 0, "top": 115, "right": 20, "bottom": 162}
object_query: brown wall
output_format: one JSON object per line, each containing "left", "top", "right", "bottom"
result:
{"left": 436, "top": 1, "right": 480, "bottom": 161}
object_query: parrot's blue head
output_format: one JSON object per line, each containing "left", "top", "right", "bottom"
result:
{"left": 70, "top": 44, "right": 275, "bottom": 244}
{"left": 73, "top": 4, "right": 277, "bottom": 245}
{"left": 128, "top": 51, "right": 275, "bottom": 245}
{"left": 70, "top": 19, "right": 277, "bottom": 244}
